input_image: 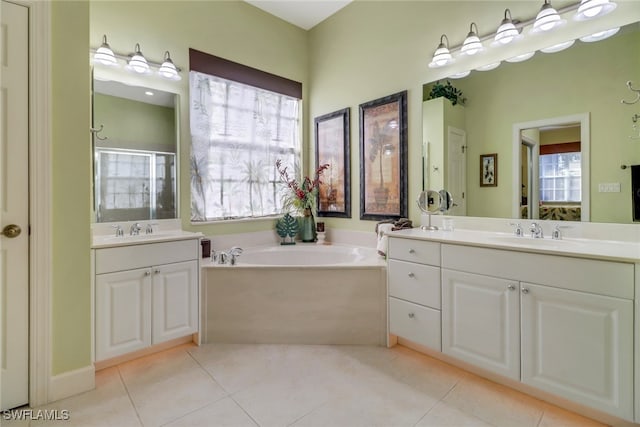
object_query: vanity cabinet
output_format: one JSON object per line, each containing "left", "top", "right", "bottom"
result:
{"left": 387, "top": 238, "right": 441, "bottom": 350}
{"left": 387, "top": 235, "right": 635, "bottom": 422}
{"left": 520, "top": 282, "right": 633, "bottom": 419}
{"left": 441, "top": 269, "right": 520, "bottom": 380}
{"left": 94, "top": 239, "right": 199, "bottom": 361}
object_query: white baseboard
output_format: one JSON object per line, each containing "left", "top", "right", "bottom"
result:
{"left": 48, "top": 365, "right": 95, "bottom": 403}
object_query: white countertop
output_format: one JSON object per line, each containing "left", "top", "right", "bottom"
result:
{"left": 388, "top": 228, "right": 640, "bottom": 263}
{"left": 92, "top": 230, "right": 203, "bottom": 249}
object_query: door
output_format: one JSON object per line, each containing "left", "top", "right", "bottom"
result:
{"left": 447, "top": 127, "right": 466, "bottom": 216}
{"left": 521, "top": 283, "right": 633, "bottom": 420}
{"left": 442, "top": 269, "right": 520, "bottom": 380}
{"left": 152, "top": 260, "right": 198, "bottom": 344}
{"left": 95, "top": 269, "right": 152, "bottom": 361}
{"left": 1, "top": 0, "right": 30, "bottom": 411}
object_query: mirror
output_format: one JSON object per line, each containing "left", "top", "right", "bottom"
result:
{"left": 92, "top": 79, "right": 179, "bottom": 222}
{"left": 422, "top": 21, "right": 640, "bottom": 224}
{"left": 417, "top": 189, "right": 445, "bottom": 230}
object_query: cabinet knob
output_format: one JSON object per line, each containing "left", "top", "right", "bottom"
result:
{"left": 408, "top": 312, "right": 415, "bottom": 318}
{"left": 507, "top": 284, "right": 516, "bottom": 291}
{"left": 154, "top": 268, "right": 161, "bottom": 274}
{"left": 144, "top": 270, "right": 151, "bottom": 276}
{"left": 521, "top": 287, "right": 530, "bottom": 294}
{"left": 408, "top": 249, "right": 415, "bottom": 254}
{"left": 408, "top": 272, "right": 415, "bottom": 278}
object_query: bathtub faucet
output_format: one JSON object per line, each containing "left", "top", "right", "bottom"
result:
{"left": 213, "top": 247, "right": 243, "bottom": 265}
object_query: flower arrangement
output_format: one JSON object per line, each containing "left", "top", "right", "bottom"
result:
{"left": 276, "top": 159, "right": 330, "bottom": 214}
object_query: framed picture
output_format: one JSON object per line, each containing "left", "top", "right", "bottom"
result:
{"left": 359, "top": 91, "right": 408, "bottom": 220}
{"left": 315, "top": 108, "right": 351, "bottom": 217}
{"left": 480, "top": 153, "right": 498, "bottom": 187}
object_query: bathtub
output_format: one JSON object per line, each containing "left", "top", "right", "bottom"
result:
{"left": 201, "top": 243, "right": 387, "bottom": 345}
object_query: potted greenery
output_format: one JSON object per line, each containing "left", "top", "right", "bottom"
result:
{"left": 427, "top": 80, "right": 466, "bottom": 106}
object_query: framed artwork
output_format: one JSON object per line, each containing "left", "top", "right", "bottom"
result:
{"left": 359, "top": 91, "right": 408, "bottom": 220}
{"left": 315, "top": 108, "right": 351, "bottom": 217}
{"left": 480, "top": 153, "right": 498, "bottom": 187}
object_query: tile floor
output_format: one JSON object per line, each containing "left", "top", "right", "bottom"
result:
{"left": 5, "top": 343, "right": 607, "bottom": 427}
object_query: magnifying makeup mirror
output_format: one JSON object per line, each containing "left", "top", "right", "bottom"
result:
{"left": 417, "top": 190, "right": 442, "bottom": 230}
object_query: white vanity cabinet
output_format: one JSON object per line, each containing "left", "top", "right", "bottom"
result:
{"left": 93, "top": 239, "right": 199, "bottom": 361}
{"left": 441, "top": 243, "right": 634, "bottom": 421}
{"left": 387, "top": 238, "right": 442, "bottom": 350}
{"left": 441, "top": 269, "right": 520, "bottom": 380}
{"left": 520, "top": 282, "right": 633, "bottom": 420}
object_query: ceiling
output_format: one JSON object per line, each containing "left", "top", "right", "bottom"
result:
{"left": 243, "top": 0, "right": 352, "bottom": 30}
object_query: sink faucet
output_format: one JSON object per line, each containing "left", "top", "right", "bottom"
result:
{"left": 509, "top": 222, "right": 523, "bottom": 237}
{"left": 530, "top": 222, "right": 544, "bottom": 239}
{"left": 145, "top": 223, "right": 158, "bottom": 234}
{"left": 111, "top": 224, "right": 124, "bottom": 237}
{"left": 129, "top": 222, "right": 142, "bottom": 236}
{"left": 552, "top": 225, "right": 571, "bottom": 240}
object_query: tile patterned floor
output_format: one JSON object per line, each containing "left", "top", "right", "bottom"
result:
{"left": 5, "top": 343, "right": 608, "bottom": 427}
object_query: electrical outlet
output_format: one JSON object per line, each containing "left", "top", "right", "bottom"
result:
{"left": 598, "top": 183, "right": 621, "bottom": 193}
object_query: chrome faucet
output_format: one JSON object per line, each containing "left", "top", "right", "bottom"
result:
{"left": 552, "top": 225, "right": 571, "bottom": 240}
{"left": 530, "top": 222, "right": 544, "bottom": 239}
{"left": 111, "top": 224, "right": 124, "bottom": 237}
{"left": 145, "top": 223, "right": 158, "bottom": 234}
{"left": 212, "top": 247, "right": 243, "bottom": 265}
{"left": 129, "top": 222, "right": 142, "bottom": 236}
{"left": 509, "top": 222, "right": 523, "bottom": 237}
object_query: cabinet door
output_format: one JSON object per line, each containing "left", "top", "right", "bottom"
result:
{"left": 152, "top": 260, "right": 198, "bottom": 344}
{"left": 96, "top": 268, "right": 152, "bottom": 361}
{"left": 521, "top": 283, "right": 633, "bottom": 420}
{"left": 442, "top": 269, "right": 520, "bottom": 379}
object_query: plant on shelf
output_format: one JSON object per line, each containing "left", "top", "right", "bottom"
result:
{"left": 427, "top": 80, "right": 466, "bottom": 106}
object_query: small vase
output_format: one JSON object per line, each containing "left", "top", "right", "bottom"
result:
{"left": 300, "top": 207, "right": 316, "bottom": 242}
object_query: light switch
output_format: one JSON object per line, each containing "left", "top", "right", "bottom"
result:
{"left": 598, "top": 183, "right": 621, "bottom": 192}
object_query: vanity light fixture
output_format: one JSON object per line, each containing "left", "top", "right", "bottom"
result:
{"left": 158, "top": 51, "right": 182, "bottom": 81}
{"left": 93, "top": 35, "right": 117, "bottom": 66}
{"left": 493, "top": 9, "right": 522, "bottom": 46}
{"left": 540, "top": 39, "right": 575, "bottom": 53}
{"left": 574, "top": 0, "right": 617, "bottom": 21}
{"left": 126, "top": 43, "right": 151, "bottom": 74}
{"left": 428, "top": 34, "right": 454, "bottom": 68}
{"left": 506, "top": 51, "right": 536, "bottom": 62}
{"left": 531, "top": 0, "right": 566, "bottom": 33}
{"left": 460, "top": 23, "right": 484, "bottom": 56}
{"left": 579, "top": 26, "right": 620, "bottom": 42}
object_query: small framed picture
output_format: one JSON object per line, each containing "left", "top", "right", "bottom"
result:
{"left": 480, "top": 153, "right": 498, "bottom": 187}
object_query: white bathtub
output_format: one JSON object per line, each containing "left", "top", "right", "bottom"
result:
{"left": 235, "top": 244, "right": 380, "bottom": 267}
{"left": 201, "top": 243, "right": 387, "bottom": 345}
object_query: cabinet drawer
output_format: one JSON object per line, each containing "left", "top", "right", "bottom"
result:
{"left": 389, "top": 297, "right": 441, "bottom": 350}
{"left": 95, "top": 239, "right": 199, "bottom": 274}
{"left": 388, "top": 259, "right": 440, "bottom": 309}
{"left": 388, "top": 237, "right": 440, "bottom": 266}
{"left": 442, "top": 244, "right": 634, "bottom": 299}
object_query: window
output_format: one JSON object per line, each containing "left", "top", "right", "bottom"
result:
{"left": 539, "top": 152, "right": 581, "bottom": 202}
{"left": 95, "top": 148, "right": 176, "bottom": 222}
{"left": 189, "top": 50, "right": 302, "bottom": 221}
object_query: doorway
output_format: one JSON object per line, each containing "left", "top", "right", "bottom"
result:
{"left": 1, "top": 0, "right": 31, "bottom": 410}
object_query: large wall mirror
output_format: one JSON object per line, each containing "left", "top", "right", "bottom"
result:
{"left": 422, "top": 21, "right": 639, "bottom": 224}
{"left": 92, "top": 78, "right": 179, "bottom": 223}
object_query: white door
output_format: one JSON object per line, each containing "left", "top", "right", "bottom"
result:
{"left": 442, "top": 269, "right": 520, "bottom": 380}
{"left": 447, "top": 127, "right": 466, "bottom": 216}
{"left": 152, "top": 261, "right": 198, "bottom": 344}
{"left": 1, "top": 0, "right": 30, "bottom": 411}
{"left": 95, "top": 269, "right": 152, "bottom": 361}
{"left": 521, "top": 283, "right": 633, "bottom": 420}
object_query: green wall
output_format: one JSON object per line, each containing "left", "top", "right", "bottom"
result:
{"left": 52, "top": 0, "right": 91, "bottom": 375}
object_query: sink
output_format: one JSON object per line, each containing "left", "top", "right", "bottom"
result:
{"left": 488, "top": 234, "right": 583, "bottom": 249}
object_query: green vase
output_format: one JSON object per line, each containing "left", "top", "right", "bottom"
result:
{"left": 300, "top": 208, "right": 316, "bottom": 242}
